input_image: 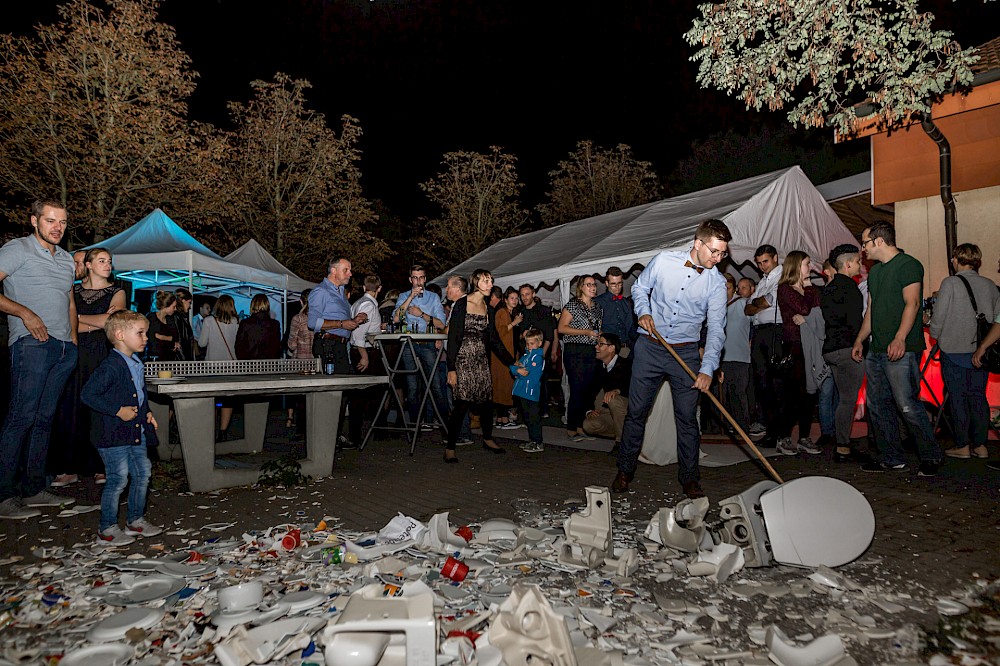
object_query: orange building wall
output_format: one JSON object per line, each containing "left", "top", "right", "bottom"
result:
{"left": 871, "top": 87, "right": 1000, "bottom": 206}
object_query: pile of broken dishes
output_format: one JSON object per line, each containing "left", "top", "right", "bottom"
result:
{"left": 0, "top": 479, "right": 996, "bottom": 666}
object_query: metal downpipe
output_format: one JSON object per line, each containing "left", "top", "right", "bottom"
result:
{"left": 919, "top": 114, "right": 957, "bottom": 272}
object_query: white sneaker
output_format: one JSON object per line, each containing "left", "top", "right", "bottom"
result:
{"left": 455, "top": 437, "right": 474, "bottom": 446}
{"left": 0, "top": 497, "right": 41, "bottom": 520}
{"left": 125, "top": 518, "right": 163, "bottom": 537}
{"left": 776, "top": 438, "right": 798, "bottom": 456}
{"left": 797, "top": 438, "right": 823, "bottom": 455}
{"left": 24, "top": 490, "right": 76, "bottom": 507}
{"left": 96, "top": 525, "right": 136, "bottom": 546}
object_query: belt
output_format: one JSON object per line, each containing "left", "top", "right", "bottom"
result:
{"left": 315, "top": 333, "right": 348, "bottom": 343}
{"left": 640, "top": 335, "right": 696, "bottom": 348}
{"left": 755, "top": 323, "right": 780, "bottom": 328}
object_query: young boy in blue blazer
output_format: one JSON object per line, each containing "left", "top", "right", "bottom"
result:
{"left": 510, "top": 328, "right": 546, "bottom": 452}
{"left": 82, "top": 310, "right": 161, "bottom": 545}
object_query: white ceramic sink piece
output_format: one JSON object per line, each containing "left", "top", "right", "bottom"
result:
{"left": 322, "top": 581, "right": 436, "bottom": 666}
{"left": 765, "top": 624, "right": 847, "bottom": 666}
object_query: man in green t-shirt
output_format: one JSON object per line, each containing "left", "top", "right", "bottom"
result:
{"left": 851, "top": 223, "right": 942, "bottom": 476}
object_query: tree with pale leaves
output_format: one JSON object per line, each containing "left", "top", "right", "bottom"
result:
{"left": 0, "top": 0, "right": 208, "bottom": 243}
{"left": 418, "top": 147, "right": 528, "bottom": 273}
{"left": 221, "top": 74, "right": 388, "bottom": 280}
{"left": 537, "top": 141, "right": 661, "bottom": 228}
{"left": 684, "top": 0, "right": 982, "bottom": 136}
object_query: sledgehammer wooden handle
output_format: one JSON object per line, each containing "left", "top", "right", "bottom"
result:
{"left": 648, "top": 328, "right": 784, "bottom": 484}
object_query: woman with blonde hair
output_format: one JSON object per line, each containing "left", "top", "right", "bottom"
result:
{"left": 198, "top": 295, "right": 240, "bottom": 439}
{"left": 775, "top": 251, "right": 823, "bottom": 456}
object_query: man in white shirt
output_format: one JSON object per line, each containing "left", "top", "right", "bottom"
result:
{"left": 745, "top": 244, "right": 783, "bottom": 447}
{"left": 345, "top": 275, "right": 384, "bottom": 447}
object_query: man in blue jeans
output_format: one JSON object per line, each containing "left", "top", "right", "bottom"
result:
{"left": 394, "top": 264, "right": 448, "bottom": 428}
{"left": 852, "top": 222, "right": 942, "bottom": 476}
{"left": 0, "top": 200, "right": 79, "bottom": 519}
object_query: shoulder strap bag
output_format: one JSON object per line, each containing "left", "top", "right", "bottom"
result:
{"left": 955, "top": 275, "right": 1000, "bottom": 373}
{"left": 215, "top": 317, "right": 235, "bottom": 361}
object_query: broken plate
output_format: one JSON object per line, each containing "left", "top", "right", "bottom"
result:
{"left": 60, "top": 643, "right": 133, "bottom": 665}
{"left": 87, "top": 607, "right": 165, "bottom": 642}
{"left": 104, "top": 574, "right": 185, "bottom": 606}
{"left": 275, "top": 590, "right": 327, "bottom": 614}
{"left": 106, "top": 559, "right": 163, "bottom": 572}
{"left": 154, "top": 561, "right": 217, "bottom": 577}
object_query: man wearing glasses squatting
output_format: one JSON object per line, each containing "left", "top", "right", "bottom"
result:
{"left": 611, "top": 219, "right": 731, "bottom": 500}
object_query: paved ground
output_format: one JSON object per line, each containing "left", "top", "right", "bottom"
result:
{"left": 5, "top": 410, "right": 999, "bottom": 584}
{"left": 2, "top": 409, "right": 998, "bottom": 663}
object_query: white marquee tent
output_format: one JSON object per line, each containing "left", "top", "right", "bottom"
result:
{"left": 224, "top": 239, "right": 316, "bottom": 294}
{"left": 433, "top": 166, "right": 858, "bottom": 305}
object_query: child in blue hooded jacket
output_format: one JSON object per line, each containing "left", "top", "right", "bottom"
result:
{"left": 510, "top": 328, "right": 546, "bottom": 452}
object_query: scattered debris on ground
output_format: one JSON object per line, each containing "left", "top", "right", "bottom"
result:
{"left": 0, "top": 483, "right": 996, "bottom": 665}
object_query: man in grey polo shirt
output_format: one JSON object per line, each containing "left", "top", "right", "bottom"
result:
{"left": 0, "top": 200, "right": 79, "bottom": 519}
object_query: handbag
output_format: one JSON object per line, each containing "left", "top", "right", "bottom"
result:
{"left": 766, "top": 300, "right": 794, "bottom": 373}
{"left": 955, "top": 275, "right": 1000, "bottom": 373}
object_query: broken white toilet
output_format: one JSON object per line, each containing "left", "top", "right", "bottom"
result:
{"left": 715, "top": 477, "right": 875, "bottom": 568}
{"left": 559, "top": 486, "right": 611, "bottom": 568}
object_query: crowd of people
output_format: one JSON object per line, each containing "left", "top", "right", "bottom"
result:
{"left": 1, "top": 200, "right": 998, "bottom": 538}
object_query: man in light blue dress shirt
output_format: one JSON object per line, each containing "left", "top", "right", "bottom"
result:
{"left": 612, "top": 219, "right": 731, "bottom": 499}
{"left": 394, "top": 264, "right": 448, "bottom": 426}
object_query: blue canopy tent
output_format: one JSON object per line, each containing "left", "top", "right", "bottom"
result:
{"left": 85, "top": 209, "right": 315, "bottom": 327}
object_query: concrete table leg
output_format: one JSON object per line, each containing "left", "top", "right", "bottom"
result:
{"left": 173, "top": 397, "right": 259, "bottom": 492}
{"left": 148, "top": 397, "right": 175, "bottom": 461}
{"left": 217, "top": 402, "right": 269, "bottom": 455}
{"left": 300, "top": 390, "right": 343, "bottom": 480}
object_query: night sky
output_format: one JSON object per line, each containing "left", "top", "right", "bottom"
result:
{"left": 5, "top": 0, "right": 1000, "bottom": 221}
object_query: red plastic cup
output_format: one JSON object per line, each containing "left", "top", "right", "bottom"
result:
{"left": 281, "top": 529, "right": 302, "bottom": 550}
{"left": 441, "top": 556, "right": 470, "bottom": 582}
{"left": 455, "top": 526, "right": 474, "bottom": 542}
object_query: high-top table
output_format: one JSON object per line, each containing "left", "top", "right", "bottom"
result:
{"left": 361, "top": 332, "right": 448, "bottom": 454}
{"left": 145, "top": 360, "right": 385, "bottom": 492}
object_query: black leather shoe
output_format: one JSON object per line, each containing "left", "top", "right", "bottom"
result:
{"left": 682, "top": 481, "right": 706, "bottom": 499}
{"left": 611, "top": 471, "right": 634, "bottom": 493}
{"left": 482, "top": 443, "right": 506, "bottom": 455}
{"left": 443, "top": 455, "right": 459, "bottom": 464}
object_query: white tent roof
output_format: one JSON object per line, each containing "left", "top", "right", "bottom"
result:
{"left": 225, "top": 239, "right": 316, "bottom": 293}
{"left": 88, "top": 209, "right": 310, "bottom": 296}
{"left": 433, "top": 166, "right": 858, "bottom": 302}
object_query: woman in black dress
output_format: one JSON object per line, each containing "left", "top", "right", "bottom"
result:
{"left": 146, "top": 290, "right": 180, "bottom": 361}
{"left": 445, "top": 269, "right": 515, "bottom": 463}
{"left": 236, "top": 294, "right": 282, "bottom": 360}
{"left": 50, "top": 248, "right": 126, "bottom": 487}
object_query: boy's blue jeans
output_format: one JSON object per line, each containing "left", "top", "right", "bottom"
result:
{"left": 519, "top": 397, "right": 543, "bottom": 443}
{"left": 97, "top": 444, "right": 151, "bottom": 531}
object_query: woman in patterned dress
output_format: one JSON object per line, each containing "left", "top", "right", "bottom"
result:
{"left": 557, "top": 276, "right": 604, "bottom": 441}
{"left": 50, "top": 248, "right": 126, "bottom": 487}
{"left": 445, "top": 269, "right": 515, "bottom": 463}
